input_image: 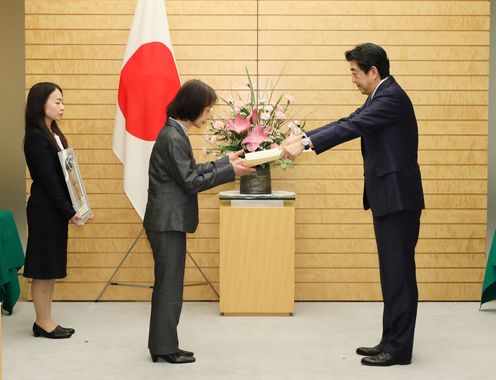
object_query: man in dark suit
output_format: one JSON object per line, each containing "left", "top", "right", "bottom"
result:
{"left": 281, "top": 43, "right": 424, "bottom": 366}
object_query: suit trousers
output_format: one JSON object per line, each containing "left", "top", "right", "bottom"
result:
{"left": 373, "top": 209, "right": 421, "bottom": 359}
{"left": 146, "top": 229, "right": 187, "bottom": 355}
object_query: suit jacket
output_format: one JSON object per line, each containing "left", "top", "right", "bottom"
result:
{"left": 143, "top": 118, "right": 235, "bottom": 233}
{"left": 24, "top": 128, "right": 75, "bottom": 220}
{"left": 307, "top": 76, "right": 424, "bottom": 217}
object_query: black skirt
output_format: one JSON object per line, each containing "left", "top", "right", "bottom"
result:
{"left": 23, "top": 204, "right": 69, "bottom": 279}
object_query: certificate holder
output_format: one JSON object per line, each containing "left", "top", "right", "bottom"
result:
{"left": 57, "top": 148, "right": 92, "bottom": 225}
{"left": 243, "top": 147, "right": 312, "bottom": 167}
{"left": 243, "top": 148, "right": 282, "bottom": 167}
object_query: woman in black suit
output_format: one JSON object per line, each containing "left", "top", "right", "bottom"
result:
{"left": 24, "top": 82, "right": 84, "bottom": 339}
{"left": 143, "top": 80, "right": 254, "bottom": 363}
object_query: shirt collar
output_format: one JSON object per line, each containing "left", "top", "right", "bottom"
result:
{"left": 370, "top": 77, "right": 389, "bottom": 99}
{"left": 170, "top": 117, "right": 189, "bottom": 135}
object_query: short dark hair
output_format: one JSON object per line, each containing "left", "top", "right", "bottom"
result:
{"left": 345, "top": 43, "right": 390, "bottom": 79}
{"left": 24, "top": 82, "right": 68, "bottom": 151}
{"left": 167, "top": 79, "right": 217, "bottom": 121}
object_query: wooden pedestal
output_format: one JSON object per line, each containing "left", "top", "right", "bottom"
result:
{"left": 219, "top": 201, "right": 295, "bottom": 315}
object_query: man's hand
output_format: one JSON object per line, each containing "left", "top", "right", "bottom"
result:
{"left": 279, "top": 134, "right": 301, "bottom": 149}
{"left": 280, "top": 135, "right": 305, "bottom": 161}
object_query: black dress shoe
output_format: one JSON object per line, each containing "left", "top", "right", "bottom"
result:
{"left": 150, "top": 352, "right": 196, "bottom": 364}
{"left": 361, "top": 352, "right": 411, "bottom": 366}
{"left": 356, "top": 343, "right": 383, "bottom": 356}
{"left": 59, "top": 326, "right": 75, "bottom": 335}
{"left": 32, "top": 323, "right": 72, "bottom": 339}
{"left": 178, "top": 348, "right": 194, "bottom": 357}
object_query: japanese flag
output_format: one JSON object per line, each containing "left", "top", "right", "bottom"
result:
{"left": 113, "top": 0, "right": 181, "bottom": 219}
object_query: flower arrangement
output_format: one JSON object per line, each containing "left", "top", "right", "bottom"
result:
{"left": 204, "top": 70, "right": 305, "bottom": 169}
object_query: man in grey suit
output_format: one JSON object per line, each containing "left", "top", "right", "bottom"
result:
{"left": 143, "top": 80, "right": 254, "bottom": 364}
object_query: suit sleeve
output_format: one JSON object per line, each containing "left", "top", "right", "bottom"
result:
{"left": 307, "top": 102, "right": 366, "bottom": 138}
{"left": 158, "top": 132, "right": 235, "bottom": 194}
{"left": 24, "top": 133, "right": 76, "bottom": 219}
{"left": 307, "top": 92, "right": 401, "bottom": 154}
{"left": 195, "top": 161, "right": 216, "bottom": 175}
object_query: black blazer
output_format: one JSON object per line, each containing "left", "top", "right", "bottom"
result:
{"left": 24, "top": 128, "right": 75, "bottom": 220}
{"left": 307, "top": 76, "right": 424, "bottom": 217}
{"left": 143, "top": 118, "right": 235, "bottom": 233}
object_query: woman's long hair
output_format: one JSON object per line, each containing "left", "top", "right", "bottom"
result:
{"left": 24, "top": 82, "right": 69, "bottom": 151}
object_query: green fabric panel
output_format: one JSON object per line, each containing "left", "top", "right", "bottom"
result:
{"left": 0, "top": 210, "right": 25, "bottom": 313}
{"left": 481, "top": 229, "right": 496, "bottom": 307}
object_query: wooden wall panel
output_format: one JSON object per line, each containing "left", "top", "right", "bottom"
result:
{"left": 24, "top": 0, "right": 257, "bottom": 301}
{"left": 257, "top": 0, "right": 489, "bottom": 302}
{"left": 24, "top": 0, "right": 489, "bottom": 301}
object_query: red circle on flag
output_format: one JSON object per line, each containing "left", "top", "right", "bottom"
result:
{"left": 118, "top": 42, "right": 181, "bottom": 141}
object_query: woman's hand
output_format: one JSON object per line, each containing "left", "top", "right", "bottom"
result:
{"left": 70, "top": 214, "right": 82, "bottom": 227}
{"left": 70, "top": 212, "right": 94, "bottom": 226}
{"left": 228, "top": 149, "right": 245, "bottom": 164}
{"left": 229, "top": 150, "right": 256, "bottom": 176}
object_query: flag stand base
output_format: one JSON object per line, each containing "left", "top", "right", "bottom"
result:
{"left": 95, "top": 228, "right": 219, "bottom": 302}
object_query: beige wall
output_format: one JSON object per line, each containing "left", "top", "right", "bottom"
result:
{"left": 1, "top": 0, "right": 25, "bottom": 245}
{"left": 24, "top": 0, "right": 489, "bottom": 301}
{"left": 488, "top": 0, "right": 496, "bottom": 253}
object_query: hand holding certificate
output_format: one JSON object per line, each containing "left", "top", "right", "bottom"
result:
{"left": 243, "top": 148, "right": 282, "bottom": 167}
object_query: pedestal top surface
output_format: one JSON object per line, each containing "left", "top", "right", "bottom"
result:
{"left": 218, "top": 190, "right": 296, "bottom": 200}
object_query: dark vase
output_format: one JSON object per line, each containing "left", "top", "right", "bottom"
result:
{"left": 240, "top": 165, "right": 271, "bottom": 194}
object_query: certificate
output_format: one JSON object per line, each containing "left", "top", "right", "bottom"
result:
{"left": 243, "top": 148, "right": 282, "bottom": 167}
{"left": 57, "top": 148, "right": 92, "bottom": 225}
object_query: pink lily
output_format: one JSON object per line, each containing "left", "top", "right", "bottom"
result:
{"left": 250, "top": 109, "right": 259, "bottom": 124}
{"left": 226, "top": 113, "right": 251, "bottom": 134}
{"left": 242, "top": 125, "right": 270, "bottom": 152}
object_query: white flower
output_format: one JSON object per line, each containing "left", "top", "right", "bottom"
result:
{"left": 288, "top": 120, "right": 302, "bottom": 135}
{"left": 213, "top": 120, "right": 224, "bottom": 130}
{"left": 202, "top": 147, "right": 208, "bottom": 158}
{"left": 234, "top": 100, "right": 245, "bottom": 112}
{"left": 203, "top": 134, "right": 210, "bottom": 141}
{"left": 261, "top": 112, "right": 271, "bottom": 121}
{"left": 289, "top": 127, "right": 302, "bottom": 136}
{"left": 210, "top": 135, "right": 217, "bottom": 144}
{"left": 275, "top": 110, "right": 285, "bottom": 120}
{"left": 285, "top": 95, "right": 295, "bottom": 103}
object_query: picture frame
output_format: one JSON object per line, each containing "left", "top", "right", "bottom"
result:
{"left": 57, "top": 147, "right": 92, "bottom": 225}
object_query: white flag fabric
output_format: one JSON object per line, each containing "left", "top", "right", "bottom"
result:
{"left": 113, "top": 0, "right": 181, "bottom": 219}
